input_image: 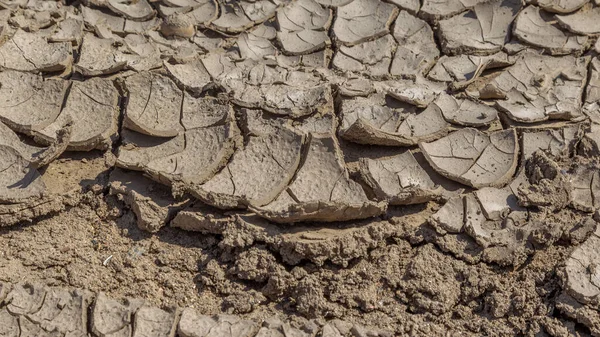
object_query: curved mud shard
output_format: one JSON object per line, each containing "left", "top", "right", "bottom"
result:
{"left": 420, "top": 128, "right": 519, "bottom": 189}
{"left": 252, "top": 134, "right": 387, "bottom": 223}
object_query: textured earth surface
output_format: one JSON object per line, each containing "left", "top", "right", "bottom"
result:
{"left": 1, "top": 0, "right": 600, "bottom": 335}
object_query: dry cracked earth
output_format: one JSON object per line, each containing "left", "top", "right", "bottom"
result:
{"left": 3, "top": 0, "right": 600, "bottom": 336}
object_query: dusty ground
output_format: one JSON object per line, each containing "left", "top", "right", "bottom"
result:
{"left": 2, "top": 0, "right": 600, "bottom": 336}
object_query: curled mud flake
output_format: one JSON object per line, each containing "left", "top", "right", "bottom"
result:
{"left": 472, "top": 53, "right": 588, "bottom": 123}
{"left": 237, "top": 25, "right": 277, "bottom": 60}
{"left": 535, "top": 0, "right": 589, "bottom": 13}
{"left": 9, "top": 8, "right": 54, "bottom": 32}
{"left": 81, "top": 6, "right": 126, "bottom": 34}
{"left": 133, "top": 306, "right": 179, "bottom": 337}
{"left": 438, "top": 0, "right": 521, "bottom": 55}
{"left": 276, "top": 0, "right": 332, "bottom": 55}
{"left": 109, "top": 169, "right": 189, "bottom": 232}
{"left": 360, "top": 151, "right": 445, "bottom": 205}
{"left": 19, "top": 287, "right": 92, "bottom": 336}
{"left": 521, "top": 125, "right": 583, "bottom": 160}
{"left": 251, "top": 135, "right": 387, "bottom": 223}
{"left": 390, "top": 11, "right": 439, "bottom": 78}
{"left": 116, "top": 129, "right": 185, "bottom": 171}
{"left": 5, "top": 283, "right": 46, "bottom": 316}
{"left": 212, "top": 0, "right": 279, "bottom": 33}
{"left": 568, "top": 164, "right": 600, "bottom": 212}
{"left": 337, "top": 77, "right": 374, "bottom": 97}
{"left": 124, "top": 17, "right": 162, "bottom": 34}
{"left": 145, "top": 121, "right": 240, "bottom": 185}
{"left": 124, "top": 72, "right": 184, "bottom": 138}
{"left": 556, "top": 4, "right": 600, "bottom": 34}
{"left": 434, "top": 92, "right": 498, "bottom": 127}
{"left": 164, "top": 60, "right": 212, "bottom": 94}
{"left": 0, "top": 29, "right": 72, "bottom": 73}
{"left": 430, "top": 196, "right": 465, "bottom": 234}
{"left": 420, "top": 128, "right": 519, "bottom": 189}
{"left": 339, "top": 93, "right": 449, "bottom": 146}
{"left": 332, "top": 34, "right": 395, "bottom": 77}
{"left": 75, "top": 33, "right": 127, "bottom": 76}
{"left": 49, "top": 18, "right": 84, "bottom": 46}
{"left": 35, "top": 78, "right": 119, "bottom": 151}
{"left": 121, "top": 34, "right": 163, "bottom": 72}
{"left": 429, "top": 52, "right": 513, "bottom": 89}
{"left": 314, "top": 0, "right": 353, "bottom": 6}
{"left": 0, "top": 70, "right": 67, "bottom": 134}
{"left": 0, "top": 145, "right": 46, "bottom": 203}
{"left": 178, "top": 309, "right": 259, "bottom": 337}
{"left": 0, "top": 0, "right": 26, "bottom": 9}
{"left": 384, "top": 77, "right": 446, "bottom": 108}
{"left": 561, "top": 225, "right": 600, "bottom": 305}
{"left": 256, "top": 71, "right": 333, "bottom": 118}
{"left": 332, "top": 0, "right": 398, "bottom": 46}
{"left": 107, "top": 0, "right": 155, "bottom": 20}
{"left": 91, "top": 292, "right": 144, "bottom": 337}
{"left": 513, "top": 6, "right": 589, "bottom": 55}
{"left": 420, "top": 0, "right": 488, "bottom": 19}
{"left": 387, "top": 0, "right": 420, "bottom": 14}
{"left": 189, "top": 125, "right": 304, "bottom": 209}
{"left": 579, "top": 125, "right": 600, "bottom": 157}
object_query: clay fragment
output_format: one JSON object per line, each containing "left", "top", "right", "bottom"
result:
{"left": 332, "top": 34, "right": 395, "bottom": 77}
{"left": 513, "top": 6, "right": 589, "bottom": 55}
{"left": 556, "top": 4, "right": 600, "bottom": 34}
{"left": 437, "top": 0, "right": 521, "bottom": 55}
{"left": 420, "top": 128, "right": 519, "bottom": 188}
{"left": 107, "top": 0, "right": 155, "bottom": 20}
{"left": 22, "top": 286, "right": 92, "bottom": 336}
{"left": 75, "top": 34, "right": 127, "bottom": 76}
{"left": 339, "top": 93, "right": 449, "bottom": 146}
{"left": 314, "top": 0, "right": 352, "bottom": 6}
{"left": 535, "top": 0, "right": 589, "bottom": 13}
{"left": 360, "top": 151, "right": 447, "bottom": 205}
{"left": 390, "top": 11, "right": 439, "bottom": 77}
{"left": 49, "top": 18, "right": 84, "bottom": 46}
{"left": 420, "top": 0, "right": 488, "bottom": 19}
{"left": 91, "top": 293, "right": 145, "bottom": 337}
{"left": 0, "top": 29, "right": 72, "bottom": 72}
{"left": 251, "top": 135, "right": 387, "bottom": 223}
{"left": 211, "top": 0, "right": 279, "bottom": 33}
{"left": 188, "top": 125, "right": 304, "bottom": 209}
{"left": 429, "top": 196, "right": 464, "bottom": 234}
{"left": 133, "top": 306, "right": 179, "bottom": 337}
{"left": 178, "top": 309, "right": 259, "bottom": 337}
{"left": 569, "top": 163, "right": 600, "bottom": 212}
{"left": 276, "top": 0, "right": 332, "bottom": 55}
{"left": 0, "top": 70, "right": 68, "bottom": 134}
{"left": 124, "top": 72, "right": 183, "bottom": 138}
{"left": 117, "top": 129, "right": 185, "bottom": 171}
{"left": 332, "top": 0, "right": 398, "bottom": 45}
{"left": 236, "top": 25, "right": 277, "bottom": 60}
{"left": 35, "top": 78, "right": 119, "bottom": 151}
{"left": 434, "top": 93, "right": 498, "bottom": 126}
{"left": 81, "top": 6, "right": 126, "bottom": 34}
{"left": 472, "top": 53, "right": 589, "bottom": 124}
{"left": 0, "top": 145, "right": 46, "bottom": 203}
{"left": 428, "top": 52, "right": 513, "bottom": 88}
{"left": 561, "top": 225, "right": 600, "bottom": 306}
{"left": 164, "top": 60, "right": 212, "bottom": 94}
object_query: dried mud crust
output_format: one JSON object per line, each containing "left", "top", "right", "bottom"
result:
{"left": 1, "top": 0, "right": 600, "bottom": 335}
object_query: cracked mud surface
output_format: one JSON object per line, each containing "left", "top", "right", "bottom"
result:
{"left": 2, "top": 0, "right": 600, "bottom": 336}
